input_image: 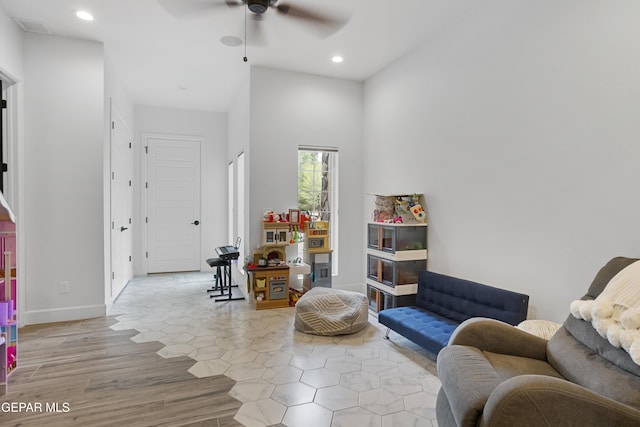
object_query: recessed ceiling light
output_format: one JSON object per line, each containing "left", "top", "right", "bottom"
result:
{"left": 220, "top": 35, "right": 243, "bottom": 47}
{"left": 76, "top": 10, "right": 94, "bottom": 21}
{"left": 331, "top": 55, "right": 344, "bottom": 64}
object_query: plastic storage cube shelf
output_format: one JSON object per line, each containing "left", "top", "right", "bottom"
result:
{"left": 366, "top": 222, "right": 427, "bottom": 313}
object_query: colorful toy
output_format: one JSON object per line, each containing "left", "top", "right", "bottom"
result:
{"left": 411, "top": 204, "right": 426, "bottom": 223}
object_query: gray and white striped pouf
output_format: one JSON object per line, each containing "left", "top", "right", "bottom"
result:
{"left": 294, "top": 288, "right": 369, "bottom": 336}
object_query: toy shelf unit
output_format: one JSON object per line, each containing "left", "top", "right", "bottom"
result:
{"left": 367, "top": 254, "right": 424, "bottom": 288}
{"left": 367, "top": 222, "right": 427, "bottom": 260}
{"left": 366, "top": 221, "right": 427, "bottom": 314}
{"left": 367, "top": 283, "right": 417, "bottom": 313}
{"left": 0, "top": 192, "right": 17, "bottom": 395}
{"left": 247, "top": 266, "right": 290, "bottom": 310}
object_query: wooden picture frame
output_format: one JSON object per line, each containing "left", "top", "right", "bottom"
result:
{"left": 289, "top": 209, "right": 300, "bottom": 225}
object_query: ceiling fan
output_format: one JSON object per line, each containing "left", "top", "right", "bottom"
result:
{"left": 157, "top": 0, "right": 351, "bottom": 41}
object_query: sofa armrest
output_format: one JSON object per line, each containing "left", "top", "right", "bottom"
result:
{"left": 448, "top": 318, "right": 548, "bottom": 360}
{"left": 480, "top": 375, "right": 640, "bottom": 427}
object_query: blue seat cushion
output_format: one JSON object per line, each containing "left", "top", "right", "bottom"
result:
{"left": 379, "top": 306, "right": 459, "bottom": 355}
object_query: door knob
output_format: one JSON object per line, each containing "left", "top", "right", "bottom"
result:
{"left": 191, "top": 220, "right": 200, "bottom": 226}
{"left": 120, "top": 226, "right": 128, "bottom": 232}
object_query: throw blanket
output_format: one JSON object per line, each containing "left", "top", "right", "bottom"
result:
{"left": 570, "top": 260, "right": 640, "bottom": 365}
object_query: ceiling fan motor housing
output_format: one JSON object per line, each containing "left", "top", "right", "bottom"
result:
{"left": 247, "top": 0, "right": 271, "bottom": 14}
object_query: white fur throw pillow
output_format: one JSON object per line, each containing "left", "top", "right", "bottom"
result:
{"left": 570, "top": 260, "right": 640, "bottom": 365}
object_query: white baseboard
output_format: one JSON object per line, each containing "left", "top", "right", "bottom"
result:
{"left": 21, "top": 304, "right": 107, "bottom": 326}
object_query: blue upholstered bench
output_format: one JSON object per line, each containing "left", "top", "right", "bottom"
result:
{"left": 378, "top": 270, "right": 529, "bottom": 356}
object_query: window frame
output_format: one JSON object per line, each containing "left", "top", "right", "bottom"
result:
{"left": 297, "top": 146, "right": 339, "bottom": 275}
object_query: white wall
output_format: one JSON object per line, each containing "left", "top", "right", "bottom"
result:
{"left": 133, "top": 105, "right": 228, "bottom": 273}
{"left": 22, "top": 33, "right": 106, "bottom": 324}
{"left": 363, "top": 0, "right": 640, "bottom": 322}
{"left": 249, "top": 67, "right": 364, "bottom": 289}
{"left": 0, "top": 7, "right": 23, "bottom": 81}
{"left": 227, "top": 73, "right": 251, "bottom": 168}
{"left": 227, "top": 75, "right": 250, "bottom": 244}
{"left": 227, "top": 74, "right": 250, "bottom": 284}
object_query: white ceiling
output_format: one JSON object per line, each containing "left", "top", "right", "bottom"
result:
{"left": 0, "top": 0, "right": 476, "bottom": 112}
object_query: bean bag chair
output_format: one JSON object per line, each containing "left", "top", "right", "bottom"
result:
{"left": 294, "top": 288, "right": 369, "bottom": 336}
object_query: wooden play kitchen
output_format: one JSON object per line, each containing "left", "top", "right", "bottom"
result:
{"left": 246, "top": 264, "right": 290, "bottom": 310}
{"left": 247, "top": 209, "right": 331, "bottom": 309}
{"left": 246, "top": 210, "right": 298, "bottom": 310}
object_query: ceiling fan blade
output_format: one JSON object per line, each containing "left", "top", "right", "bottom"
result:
{"left": 274, "top": 3, "right": 351, "bottom": 38}
{"left": 157, "top": 0, "right": 242, "bottom": 18}
{"left": 225, "top": 0, "right": 245, "bottom": 10}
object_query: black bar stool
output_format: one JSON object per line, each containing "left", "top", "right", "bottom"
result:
{"left": 205, "top": 257, "right": 229, "bottom": 297}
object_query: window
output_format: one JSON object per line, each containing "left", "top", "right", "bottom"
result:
{"left": 298, "top": 147, "right": 338, "bottom": 274}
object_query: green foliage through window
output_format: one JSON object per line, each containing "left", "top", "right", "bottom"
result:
{"left": 298, "top": 150, "right": 331, "bottom": 221}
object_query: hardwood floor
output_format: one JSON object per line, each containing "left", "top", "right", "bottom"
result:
{"left": 0, "top": 316, "right": 243, "bottom": 427}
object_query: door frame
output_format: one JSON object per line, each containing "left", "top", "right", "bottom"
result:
{"left": 0, "top": 69, "right": 22, "bottom": 320}
{"left": 140, "top": 132, "right": 204, "bottom": 274}
{"left": 109, "top": 101, "right": 133, "bottom": 299}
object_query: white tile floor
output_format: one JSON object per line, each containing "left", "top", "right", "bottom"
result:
{"left": 109, "top": 272, "right": 441, "bottom": 427}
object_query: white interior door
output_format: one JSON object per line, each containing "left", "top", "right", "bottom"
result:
{"left": 146, "top": 136, "right": 201, "bottom": 273}
{"left": 110, "top": 104, "right": 133, "bottom": 298}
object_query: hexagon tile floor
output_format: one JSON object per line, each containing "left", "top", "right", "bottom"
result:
{"left": 109, "top": 272, "right": 441, "bottom": 427}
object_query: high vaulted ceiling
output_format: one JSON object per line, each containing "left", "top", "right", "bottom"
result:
{"left": 0, "top": 0, "right": 476, "bottom": 112}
